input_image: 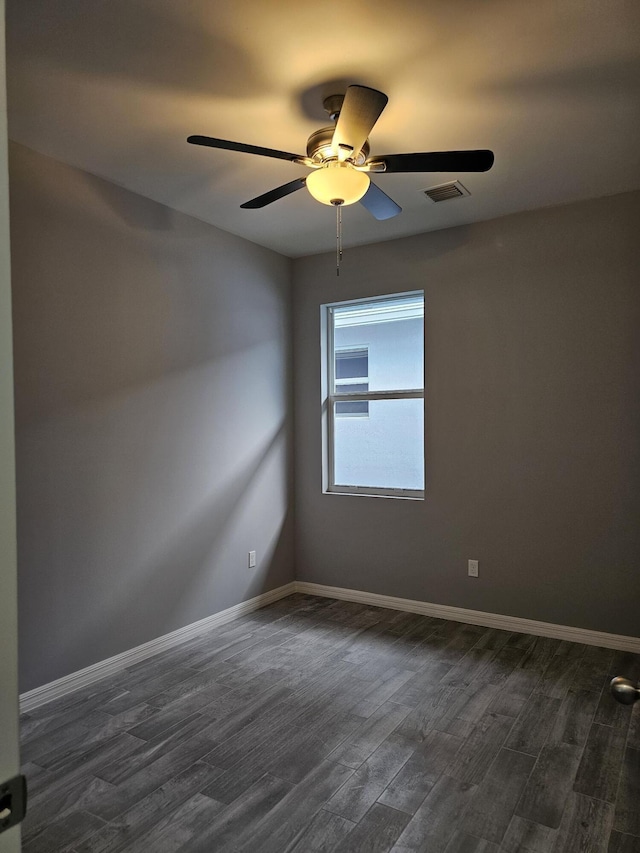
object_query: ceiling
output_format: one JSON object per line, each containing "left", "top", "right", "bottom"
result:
{"left": 6, "top": 0, "right": 640, "bottom": 258}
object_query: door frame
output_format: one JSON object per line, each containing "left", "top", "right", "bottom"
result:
{"left": 0, "top": 0, "right": 22, "bottom": 849}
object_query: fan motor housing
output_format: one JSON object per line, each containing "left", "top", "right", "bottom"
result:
{"left": 306, "top": 126, "right": 369, "bottom": 165}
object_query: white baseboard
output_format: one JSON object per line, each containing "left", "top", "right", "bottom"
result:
{"left": 21, "top": 578, "right": 639, "bottom": 713}
{"left": 20, "top": 582, "right": 296, "bottom": 713}
{"left": 294, "top": 581, "right": 640, "bottom": 654}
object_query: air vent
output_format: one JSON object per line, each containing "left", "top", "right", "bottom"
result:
{"left": 422, "top": 181, "right": 470, "bottom": 203}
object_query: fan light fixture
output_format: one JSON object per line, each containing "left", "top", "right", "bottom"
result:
{"left": 306, "top": 162, "right": 370, "bottom": 206}
{"left": 187, "top": 84, "right": 495, "bottom": 275}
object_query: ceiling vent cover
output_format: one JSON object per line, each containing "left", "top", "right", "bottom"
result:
{"left": 422, "top": 180, "right": 470, "bottom": 203}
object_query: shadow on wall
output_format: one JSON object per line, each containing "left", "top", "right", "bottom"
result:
{"left": 17, "top": 351, "right": 293, "bottom": 692}
{"left": 54, "top": 414, "right": 291, "bottom": 673}
{"left": 10, "top": 145, "right": 289, "bottom": 428}
{"left": 81, "top": 172, "right": 178, "bottom": 232}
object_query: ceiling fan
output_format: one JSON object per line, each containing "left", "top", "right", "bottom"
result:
{"left": 187, "top": 85, "right": 494, "bottom": 221}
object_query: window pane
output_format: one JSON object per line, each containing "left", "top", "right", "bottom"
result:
{"left": 335, "top": 382, "right": 368, "bottom": 394}
{"left": 336, "top": 400, "right": 369, "bottom": 416}
{"left": 333, "top": 398, "right": 424, "bottom": 490}
{"left": 335, "top": 349, "right": 368, "bottom": 381}
{"left": 333, "top": 297, "right": 423, "bottom": 392}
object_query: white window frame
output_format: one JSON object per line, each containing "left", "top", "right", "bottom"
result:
{"left": 323, "top": 291, "right": 425, "bottom": 500}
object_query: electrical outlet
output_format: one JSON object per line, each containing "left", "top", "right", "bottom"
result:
{"left": 468, "top": 559, "right": 479, "bottom": 578}
{"left": 248, "top": 550, "right": 256, "bottom": 569}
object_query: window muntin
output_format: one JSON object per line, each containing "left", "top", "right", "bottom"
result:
{"left": 325, "top": 292, "right": 425, "bottom": 498}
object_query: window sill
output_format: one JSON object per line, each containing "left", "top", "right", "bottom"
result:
{"left": 324, "top": 487, "right": 424, "bottom": 501}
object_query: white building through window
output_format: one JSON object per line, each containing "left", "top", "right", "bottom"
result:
{"left": 323, "top": 292, "right": 425, "bottom": 498}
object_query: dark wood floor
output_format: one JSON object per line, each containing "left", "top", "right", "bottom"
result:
{"left": 19, "top": 594, "right": 640, "bottom": 853}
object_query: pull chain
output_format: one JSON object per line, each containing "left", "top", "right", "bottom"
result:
{"left": 334, "top": 201, "right": 343, "bottom": 276}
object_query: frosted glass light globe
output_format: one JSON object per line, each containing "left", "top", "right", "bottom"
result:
{"left": 306, "top": 162, "right": 370, "bottom": 206}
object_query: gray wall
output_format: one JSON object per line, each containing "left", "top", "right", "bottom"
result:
{"left": 10, "top": 143, "right": 294, "bottom": 692}
{"left": 293, "top": 191, "right": 640, "bottom": 637}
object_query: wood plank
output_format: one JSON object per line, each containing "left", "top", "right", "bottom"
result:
{"left": 23, "top": 734, "right": 145, "bottom": 840}
{"left": 546, "top": 687, "right": 599, "bottom": 748}
{"left": 394, "top": 685, "right": 459, "bottom": 744}
{"left": 461, "top": 748, "right": 536, "bottom": 844}
{"left": 551, "top": 792, "right": 614, "bottom": 853}
{"left": 387, "top": 662, "right": 457, "bottom": 708}
{"left": 486, "top": 666, "right": 539, "bottom": 718}
{"left": 628, "top": 705, "right": 640, "bottom": 751}
{"left": 96, "top": 713, "right": 207, "bottom": 785}
{"left": 517, "top": 636, "right": 561, "bottom": 674}
{"left": 102, "top": 667, "right": 199, "bottom": 715}
{"left": 333, "top": 802, "right": 410, "bottom": 853}
{"left": 442, "top": 832, "right": 499, "bottom": 852}
{"left": 23, "top": 775, "right": 115, "bottom": 845}
{"left": 503, "top": 632, "right": 537, "bottom": 651}
{"left": 570, "top": 645, "right": 612, "bottom": 693}
{"left": 573, "top": 722, "right": 627, "bottom": 803}
{"left": 515, "top": 742, "right": 582, "bottom": 829}
{"left": 198, "top": 722, "right": 300, "bottom": 804}
{"left": 505, "top": 693, "right": 562, "bottom": 756}
{"left": 21, "top": 709, "right": 112, "bottom": 765}
{"left": 348, "top": 667, "right": 416, "bottom": 718}
{"left": 378, "top": 730, "right": 463, "bottom": 815}
{"left": 116, "top": 793, "right": 224, "bottom": 853}
{"left": 534, "top": 654, "right": 582, "bottom": 701}
{"left": 19, "top": 762, "right": 54, "bottom": 801}
{"left": 72, "top": 761, "right": 224, "bottom": 853}
{"left": 608, "top": 831, "right": 640, "bottom": 852}
{"left": 327, "top": 700, "right": 411, "bottom": 769}
{"left": 390, "top": 774, "right": 477, "bottom": 852}
{"left": 614, "top": 748, "right": 640, "bottom": 837}
{"left": 480, "top": 647, "right": 526, "bottom": 685}
{"left": 287, "top": 810, "right": 355, "bottom": 853}
{"left": 86, "top": 729, "right": 224, "bottom": 821}
{"left": 500, "top": 815, "right": 557, "bottom": 853}
{"left": 325, "top": 731, "right": 415, "bottom": 822}
{"left": 181, "top": 773, "right": 293, "bottom": 853}
{"left": 439, "top": 649, "right": 498, "bottom": 689}
{"left": 447, "top": 711, "right": 515, "bottom": 786}
{"left": 142, "top": 668, "right": 233, "bottom": 710}
{"left": 22, "top": 810, "right": 106, "bottom": 853}
{"left": 434, "top": 682, "right": 500, "bottom": 738}
{"left": 267, "top": 713, "right": 365, "bottom": 784}
{"left": 204, "top": 709, "right": 364, "bottom": 804}
{"left": 232, "top": 760, "right": 355, "bottom": 853}
{"left": 470, "top": 628, "right": 515, "bottom": 651}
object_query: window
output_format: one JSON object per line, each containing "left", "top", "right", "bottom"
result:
{"left": 323, "top": 292, "right": 425, "bottom": 498}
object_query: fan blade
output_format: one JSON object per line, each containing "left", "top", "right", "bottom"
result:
{"left": 332, "top": 86, "right": 388, "bottom": 160}
{"left": 240, "top": 178, "right": 307, "bottom": 209}
{"left": 379, "top": 150, "right": 495, "bottom": 173}
{"left": 360, "top": 181, "right": 402, "bottom": 220}
{"left": 188, "top": 135, "right": 304, "bottom": 163}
